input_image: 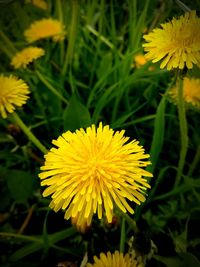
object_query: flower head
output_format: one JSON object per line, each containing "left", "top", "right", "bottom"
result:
{"left": 134, "top": 54, "right": 148, "bottom": 68}
{"left": 143, "top": 11, "right": 200, "bottom": 70}
{"left": 86, "top": 251, "right": 141, "bottom": 267}
{"left": 0, "top": 75, "right": 30, "bottom": 118}
{"left": 39, "top": 123, "right": 152, "bottom": 227}
{"left": 168, "top": 77, "right": 200, "bottom": 109}
{"left": 26, "top": 0, "right": 47, "bottom": 10}
{"left": 71, "top": 216, "right": 90, "bottom": 233}
{"left": 24, "top": 18, "right": 65, "bottom": 43}
{"left": 11, "top": 47, "right": 45, "bottom": 69}
{"left": 133, "top": 54, "right": 154, "bottom": 71}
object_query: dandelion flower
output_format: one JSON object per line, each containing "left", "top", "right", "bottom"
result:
{"left": 26, "top": 0, "right": 47, "bottom": 10}
{"left": 168, "top": 77, "right": 200, "bottom": 109}
{"left": 11, "top": 47, "right": 45, "bottom": 69}
{"left": 71, "top": 216, "right": 90, "bottom": 233}
{"left": 24, "top": 18, "right": 65, "bottom": 43}
{"left": 133, "top": 54, "right": 154, "bottom": 71}
{"left": 86, "top": 251, "right": 141, "bottom": 267}
{"left": 134, "top": 54, "right": 148, "bottom": 68}
{"left": 143, "top": 11, "right": 200, "bottom": 70}
{"left": 39, "top": 123, "right": 152, "bottom": 227}
{"left": 0, "top": 75, "right": 30, "bottom": 119}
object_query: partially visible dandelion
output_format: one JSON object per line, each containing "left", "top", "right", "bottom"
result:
{"left": 143, "top": 11, "right": 200, "bottom": 70}
{"left": 71, "top": 216, "right": 90, "bottom": 233}
{"left": 133, "top": 54, "right": 154, "bottom": 70}
{"left": 26, "top": 0, "right": 47, "bottom": 10}
{"left": 168, "top": 77, "right": 200, "bottom": 109}
{"left": 24, "top": 18, "right": 65, "bottom": 43}
{"left": 0, "top": 75, "right": 30, "bottom": 119}
{"left": 86, "top": 251, "right": 142, "bottom": 267}
{"left": 39, "top": 123, "right": 152, "bottom": 227}
{"left": 134, "top": 54, "right": 147, "bottom": 68}
{"left": 11, "top": 47, "right": 45, "bottom": 69}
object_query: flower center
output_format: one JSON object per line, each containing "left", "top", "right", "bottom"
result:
{"left": 87, "top": 156, "right": 101, "bottom": 172}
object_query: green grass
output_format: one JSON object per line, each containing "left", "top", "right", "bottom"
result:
{"left": 0, "top": 1, "right": 200, "bottom": 267}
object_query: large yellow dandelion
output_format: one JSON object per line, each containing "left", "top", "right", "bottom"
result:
{"left": 0, "top": 75, "right": 30, "bottom": 119}
{"left": 11, "top": 47, "right": 45, "bottom": 69}
{"left": 39, "top": 123, "right": 152, "bottom": 226}
{"left": 86, "top": 251, "right": 141, "bottom": 267}
{"left": 24, "top": 18, "right": 65, "bottom": 43}
{"left": 143, "top": 11, "right": 200, "bottom": 70}
{"left": 168, "top": 77, "right": 200, "bottom": 109}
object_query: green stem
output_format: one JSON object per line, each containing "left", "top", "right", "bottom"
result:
{"left": 0, "top": 44, "right": 14, "bottom": 59}
{"left": 62, "top": 0, "right": 79, "bottom": 77}
{"left": 10, "top": 112, "right": 48, "bottom": 154}
{"left": 175, "top": 76, "right": 188, "bottom": 186}
{"left": 111, "top": 89, "right": 123, "bottom": 123}
{"left": 187, "top": 145, "right": 200, "bottom": 177}
{"left": 35, "top": 70, "right": 68, "bottom": 105}
{"left": 0, "top": 30, "right": 17, "bottom": 54}
{"left": 56, "top": 0, "right": 64, "bottom": 65}
{"left": 119, "top": 216, "right": 126, "bottom": 253}
{"left": 86, "top": 24, "right": 124, "bottom": 59}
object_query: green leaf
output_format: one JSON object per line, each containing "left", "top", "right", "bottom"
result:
{"left": 97, "top": 52, "right": 113, "bottom": 79}
{"left": 6, "top": 170, "right": 34, "bottom": 204}
{"left": 8, "top": 227, "right": 77, "bottom": 261}
{"left": 63, "top": 93, "right": 91, "bottom": 131}
{"left": 10, "top": 242, "right": 44, "bottom": 262}
{"left": 154, "top": 255, "right": 181, "bottom": 267}
{"left": 147, "top": 95, "right": 166, "bottom": 173}
{"left": 179, "top": 252, "right": 200, "bottom": 267}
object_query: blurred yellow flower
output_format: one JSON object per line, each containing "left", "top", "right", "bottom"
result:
{"left": 11, "top": 47, "right": 45, "bottom": 69}
{"left": 26, "top": 0, "right": 47, "bottom": 10}
{"left": 0, "top": 75, "right": 30, "bottom": 119}
{"left": 39, "top": 123, "right": 152, "bottom": 227}
{"left": 24, "top": 18, "right": 65, "bottom": 43}
{"left": 133, "top": 54, "right": 154, "bottom": 70}
{"left": 169, "top": 77, "right": 200, "bottom": 109}
{"left": 134, "top": 54, "right": 147, "bottom": 68}
{"left": 143, "top": 11, "right": 200, "bottom": 70}
{"left": 86, "top": 251, "right": 141, "bottom": 267}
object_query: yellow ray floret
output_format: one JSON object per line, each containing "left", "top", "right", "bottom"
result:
{"left": 39, "top": 123, "right": 152, "bottom": 226}
{"left": 143, "top": 11, "right": 200, "bottom": 70}
{"left": 168, "top": 77, "right": 200, "bottom": 109}
{"left": 86, "top": 251, "right": 141, "bottom": 267}
{"left": 24, "top": 18, "right": 65, "bottom": 43}
{"left": 0, "top": 75, "right": 30, "bottom": 119}
{"left": 11, "top": 47, "right": 45, "bottom": 69}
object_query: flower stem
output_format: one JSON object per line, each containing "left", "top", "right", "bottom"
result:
{"left": 86, "top": 24, "right": 124, "bottom": 59}
{"left": 119, "top": 216, "right": 126, "bottom": 253}
{"left": 10, "top": 112, "right": 48, "bottom": 154}
{"left": 56, "top": 0, "right": 65, "bottom": 65}
{"left": 187, "top": 145, "right": 200, "bottom": 177}
{"left": 35, "top": 70, "right": 68, "bottom": 105}
{"left": 175, "top": 76, "right": 188, "bottom": 186}
{"left": 62, "top": 0, "right": 79, "bottom": 77}
{"left": 0, "top": 30, "right": 17, "bottom": 54}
